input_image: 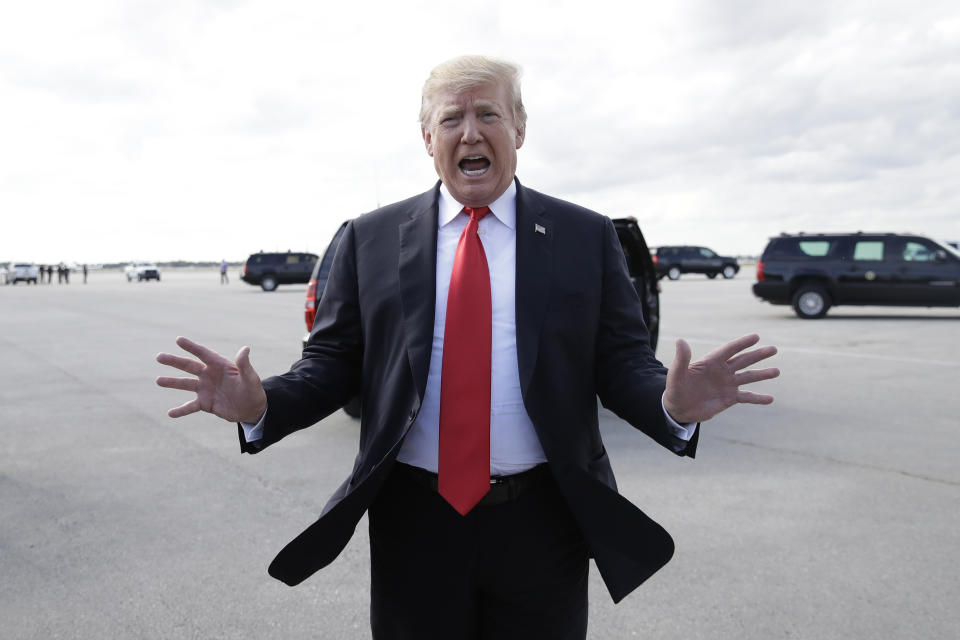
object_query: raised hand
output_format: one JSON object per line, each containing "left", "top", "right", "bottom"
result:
{"left": 663, "top": 334, "right": 779, "bottom": 425}
{"left": 156, "top": 336, "right": 267, "bottom": 423}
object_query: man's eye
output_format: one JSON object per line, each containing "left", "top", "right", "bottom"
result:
{"left": 441, "top": 116, "right": 460, "bottom": 126}
{"left": 481, "top": 112, "right": 499, "bottom": 121}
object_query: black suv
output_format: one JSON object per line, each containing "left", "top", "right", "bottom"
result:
{"left": 753, "top": 232, "right": 960, "bottom": 318}
{"left": 240, "top": 251, "right": 318, "bottom": 291}
{"left": 654, "top": 246, "right": 739, "bottom": 280}
{"left": 303, "top": 217, "right": 662, "bottom": 418}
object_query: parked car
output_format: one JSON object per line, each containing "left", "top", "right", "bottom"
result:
{"left": 8, "top": 262, "right": 40, "bottom": 284}
{"left": 240, "top": 251, "right": 318, "bottom": 291}
{"left": 124, "top": 263, "right": 161, "bottom": 282}
{"left": 653, "top": 245, "right": 739, "bottom": 280}
{"left": 0, "top": 264, "right": 8, "bottom": 285}
{"left": 302, "top": 217, "right": 662, "bottom": 418}
{"left": 753, "top": 232, "right": 960, "bottom": 319}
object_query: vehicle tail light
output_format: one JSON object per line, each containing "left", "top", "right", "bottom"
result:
{"left": 756, "top": 261, "right": 765, "bottom": 282}
{"left": 304, "top": 279, "right": 317, "bottom": 330}
{"left": 652, "top": 255, "right": 659, "bottom": 265}
{"left": 242, "top": 263, "right": 248, "bottom": 276}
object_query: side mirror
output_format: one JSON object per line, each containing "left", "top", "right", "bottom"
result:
{"left": 935, "top": 249, "right": 947, "bottom": 263}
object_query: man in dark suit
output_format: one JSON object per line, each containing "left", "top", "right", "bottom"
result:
{"left": 157, "top": 55, "right": 778, "bottom": 639}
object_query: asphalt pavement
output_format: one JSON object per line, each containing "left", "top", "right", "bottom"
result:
{"left": 1, "top": 268, "right": 957, "bottom": 639}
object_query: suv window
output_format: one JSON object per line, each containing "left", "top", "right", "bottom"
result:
{"left": 797, "top": 241, "right": 831, "bottom": 257}
{"left": 317, "top": 227, "right": 346, "bottom": 280}
{"left": 901, "top": 241, "right": 937, "bottom": 262}
{"left": 766, "top": 238, "right": 838, "bottom": 259}
{"left": 697, "top": 248, "right": 716, "bottom": 258}
{"left": 852, "top": 241, "right": 884, "bottom": 261}
{"left": 619, "top": 243, "right": 644, "bottom": 278}
{"left": 251, "top": 254, "right": 283, "bottom": 265}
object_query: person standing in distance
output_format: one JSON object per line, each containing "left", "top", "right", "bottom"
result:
{"left": 156, "top": 55, "right": 779, "bottom": 640}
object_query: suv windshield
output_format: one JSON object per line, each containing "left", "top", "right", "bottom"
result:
{"left": 940, "top": 241, "right": 960, "bottom": 258}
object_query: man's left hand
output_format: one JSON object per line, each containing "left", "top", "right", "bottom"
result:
{"left": 663, "top": 334, "right": 779, "bottom": 424}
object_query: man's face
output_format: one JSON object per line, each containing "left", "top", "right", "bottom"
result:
{"left": 421, "top": 82, "right": 525, "bottom": 207}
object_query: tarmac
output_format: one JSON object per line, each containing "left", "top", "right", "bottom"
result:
{"left": 1, "top": 268, "right": 958, "bottom": 639}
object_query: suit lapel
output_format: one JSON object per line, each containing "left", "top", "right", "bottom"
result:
{"left": 398, "top": 185, "right": 440, "bottom": 403}
{"left": 515, "top": 180, "right": 553, "bottom": 397}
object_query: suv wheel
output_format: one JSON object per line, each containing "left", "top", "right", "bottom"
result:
{"left": 722, "top": 265, "right": 736, "bottom": 279}
{"left": 792, "top": 285, "right": 831, "bottom": 319}
{"left": 260, "top": 275, "right": 278, "bottom": 291}
{"left": 667, "top": 266, "right": 681, "bottom": 280}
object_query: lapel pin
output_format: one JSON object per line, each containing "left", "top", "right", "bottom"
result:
{"left": 535, "top": 223, "right": 546, "bottom": 235}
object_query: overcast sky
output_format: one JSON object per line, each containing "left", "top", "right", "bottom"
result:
{"left": 2, "top": 0, "right": 958, "bottom": 264}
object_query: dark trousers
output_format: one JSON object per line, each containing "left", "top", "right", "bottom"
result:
{"left": 368, "top": 464, "right": 589, "bottom": 640}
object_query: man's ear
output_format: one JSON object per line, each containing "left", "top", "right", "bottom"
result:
{"left": 515, "top": 126, "right": 525, "bottom": 150}
{"left": 422, "top": 125, "right": 434, "bottom": 157}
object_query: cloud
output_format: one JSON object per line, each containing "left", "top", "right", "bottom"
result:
{"left": 1, "top": 0, "right": 959, "bottom": 262}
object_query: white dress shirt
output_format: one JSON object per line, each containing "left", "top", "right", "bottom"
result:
{"left": 242, "top": 181, "right": 697, "bottom": 467}
{"left": 396, "top": 181, "right": 547, "bottom": 475}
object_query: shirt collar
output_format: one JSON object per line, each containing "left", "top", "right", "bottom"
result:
{"left": 438, "top": 180, "right": 517, "bottom": 230}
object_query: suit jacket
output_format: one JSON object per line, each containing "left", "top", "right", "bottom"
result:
{"left": 240, "top": 178, "right": 698, "bottom": 603}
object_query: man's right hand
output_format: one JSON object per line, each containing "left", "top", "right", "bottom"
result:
{"left": 156, "top": 336, "right": 267, "bottom": 423}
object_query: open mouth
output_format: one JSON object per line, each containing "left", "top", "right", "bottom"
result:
{"left": 458, "top": 155, "right": 490, "bottom": 176}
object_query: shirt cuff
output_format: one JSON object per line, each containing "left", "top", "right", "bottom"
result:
{"left": 239, "top": 408, "right": 266, "bottom": 443}
{"left": 661, "top": 394, "right": 697, "bottom": 441}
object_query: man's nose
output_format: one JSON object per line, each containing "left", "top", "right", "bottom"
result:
{"left": 460, "top": 116, "right": 482, "bottom": 144}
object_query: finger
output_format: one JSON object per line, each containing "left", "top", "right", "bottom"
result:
{"left": 155, "top": 376, "right": 199, "bottom": 392}
{"left": 235, "top": 345, "right": 253, "bottom": 374}
{"left": 737, "top": 390, "right": 774, "bottom": 405}
{"left": 167, "top": 398, "right": 201, "bottom": 418}
{"left": 728, "top": 346, "right": 778, "bottom": 370}
{"left": 156, "top": 352, "right": 204, "bottom": 376}
{"left": 734, "top": 367, "right": 781, "bottom": 386}
{"left": 670, "top": 338, "right": 692, "bottom": 373}
{"left": 710, "top": 334, "right": 760, "bottom": 362}
{"left": 176, "top": 336, "right": 222, "bottom": 366}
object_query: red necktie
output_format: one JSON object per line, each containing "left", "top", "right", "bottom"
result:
{"left": 438, "top": 206, "right": 492, "bottom": 515}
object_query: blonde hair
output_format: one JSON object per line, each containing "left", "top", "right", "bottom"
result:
{"left": 419, "top": 55, "right": 527, "bottom": 131}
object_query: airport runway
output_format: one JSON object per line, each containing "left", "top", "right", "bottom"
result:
{"left": 1, "top": 269, "right": 958, "bottom": 639}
